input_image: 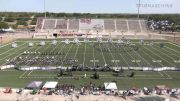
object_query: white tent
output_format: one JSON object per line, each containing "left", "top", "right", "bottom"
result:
{"left": 104, "top": 82, "right": 118, "bottom": 90}
{"left": 43, "top": 81, "right": 58, "bottom": 90}
{"left": 25, "top": 81, "right": 43, "bottom": 89}
{"left": 3, "top": 27, "right": 15, "bottom": 32}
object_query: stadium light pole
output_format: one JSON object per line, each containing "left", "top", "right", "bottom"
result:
{"left": 137, "top": 0, "right": 141, "bottom": 19}
{"left": 0, "top": 36, "right": 2, "bottom": 46}
{"left": 44, "top": 0, "right": 46, "bottom": 18}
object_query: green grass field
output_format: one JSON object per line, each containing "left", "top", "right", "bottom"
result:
{"left": 1, "top": 39, "right": 180, "bottom": 67}
{"left": 0, "top": 70, "right": 180, "bottom": 89}
{"left": 0, "top": 39, "right": 180, "bottom": 89}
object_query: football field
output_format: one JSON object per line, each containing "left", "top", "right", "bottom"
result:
{"left": 0, "top": 39, "right": 180, "bottom": 67}
{"left": 0, "top": 39, "right": 180, "bottom": 89}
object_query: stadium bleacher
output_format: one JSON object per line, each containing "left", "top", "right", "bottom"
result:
{"left": 116, "top": 19, "right": 128, "bottom": 32}
{"left": 56, "top": 19, "right": 67, "bottom": 30}
{"left": 140, "top": 20, "right": 147, "bottom": 32}
{"left": 69, "top": 19, "right": 79, "bottom": 31}
{"left": 35, "top": 18, "right": 148, "bottom": 38}
{"left": 104, "top": 19, "right": 115, "bottom": 32}
{"left": 91, "top": 19, "right": 104, "bottom": 32}
{"left": 35, "top": 18, "right": 43, "bottom": 31}
{"left": 43, "top": 19, "right": 56, "bottom": 29}
{"left": 128, "top": 20, "right": 141, "bottom": 32}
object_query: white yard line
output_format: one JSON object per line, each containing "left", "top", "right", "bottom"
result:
{"left": 53, "top": 43, "right": 66, "bottom": 64}
{"left": 57, "top": 44, "right": 66, "bottom": 55}
{"left": 30, "top": 74, "right": 161, "bottom": 77}
{"left": 18, "top": 46, "right": 43, "bottom": 65}
{"left": 27, "top": 43, "right": 65, "bottom": 67}
{"left": 50, "top": 43, "right": 61, "bottom": 53}
{"left": 140, "top": 46, "right": 161, "bottom": 66}
{"left": 35, "top": 44, "right": 55, "bottom": 66}
{"left": 146, "top": 46, "right": 175, "bottom": 67}
{"left": 25, "top": 76, "right": 54, "bottom": 79}
{"left": 1, "top": 70, "right": 17, "bottom": 72}
{"left": 15, "top": 42, "right": 45, "bottom": 65}
{"left": 107, "top": 44, "right": 118, "bottom": 67}
{"left": 40, "top": 42, "right": 61, "bottom": 66}
{"left": 83, "top": 44, "right": 87, "bottom": 67}
{"left": 94, "top": 77, "right": 172, "bottom": 79}
{"left": 25, "top": 75, "right": 171, "bottom": 80}
{"left": 73, "top": 44, "right": 79, "bottom": 59}
{"left": 122, "top": 45, "right": 141, "bottom": 67}
{"left": 27, "top": 44, "right": 59, "bottom": 76}
{"left": 154, "top": 44, "right": 179, "bottom": 59}
{"left": 141, "top": 46, "right": 164, "bottom": 67}
{"left": 72, "top": 44, "right": 79, "bottom": 67}
{"left": 132, "top": 47, "right": 152, "bottom": 67}
{"left": 151, "top": 46, "right": 176, "bottom": 67}
{"left": 135, "top": 75, "right": 162, "bottom": 77}
{"left": 24, "top": 44, "right": 51, "bottom": 66}
{"left": 142, "top": 46, "right": 164, "bottom": 67}
{"left": 168, "top": 42, "right": 180, "bottom": 48}
{"left": 0, "top": 44, "right": 32, "bottom": 67}
{"left": 112, "top": 44, "right": 130, "bottom": 67}
{"left": 19, "top": 71, "right": 28, "bottom": 78}
{"left": 0, "top": 45, "right": 22, "bottom": 56}
{"left": 30, "top": 74, "right": 56, "bottom": 77}
{"left": 93, "top": 46, "right": 96, "bottom": 67}
{"left": 0, "top": 41, "right": 14, "bottom": 49}
{"left": 17, "top": 40, "right": 171, "bottom": 44}
{"left": 61, "top": 44, "right": 73, "bottom": 66}
{"left": 158, "top": 72, "right": 164, "bottom": 77}
{"left": 0, "top": 42, "right": 27, "bottom": 59}
{"left": 162, "top": 71, "right": 172, "bottom": 79}
{"left": 140, "top": 46, "right": 165, "bottom": 77}
{"left": 141, "top": 46, "right": 172, "bottom": 78}
{"left": 153, "top": 45, "right": 178, "bottom": 60}
{"left": 0, "top": 42, "right": 27, "bottom": 61}
{"left": 27, "top": 70, "right": 33, "bottom": 76}
{"left": 166, "top": 46, "right": 180, "bottom": 54}
{"left": 99, "top": 44, "right": 107, "bottom": 65}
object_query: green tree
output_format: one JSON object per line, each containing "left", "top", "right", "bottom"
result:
{"left": 0, "top": 17, "right": 2, "bottom": 22}
{"left": 32, "top": 18, "right": 37, "bottom": 22}
{"left": 11, "top": 24, "right": 17, "bottom": 29}
{"left": 16, "top": 17, "right": 31, "bottom": 21}
{"left": 4, "top": 17, "right": 15, "bottom": 22}
{"left": 0, "top": 22, "right": 9, "bottom": 29}
{"left": 30, "top": 21, "right": 36, "bottom": 25}
{"left": 16, "top": 20, "right": 27, "bottom": 26}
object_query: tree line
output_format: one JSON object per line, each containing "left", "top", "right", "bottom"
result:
{"left": 0, "top": 12, "right": 180, "bottom": 29}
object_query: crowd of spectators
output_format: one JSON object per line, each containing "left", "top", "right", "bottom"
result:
{"left": 11, "top": 83, "right": 180, "bottom": 100}
{"left": 147, "top": 19, "right": 175, "bottom": 32}
{"left": 146, "top": 19, "right": 180, "bottom": 32}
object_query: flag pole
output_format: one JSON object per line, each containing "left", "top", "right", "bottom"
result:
{"left": 44, "top": 0, "right": 46, "bottom": 18}
{"left": 137, "top": 0, "right": 141, "bottom": 19}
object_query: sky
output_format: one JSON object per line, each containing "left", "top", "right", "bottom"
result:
{"left": 0, "top": 0, "right": 180, "bottom": 14}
